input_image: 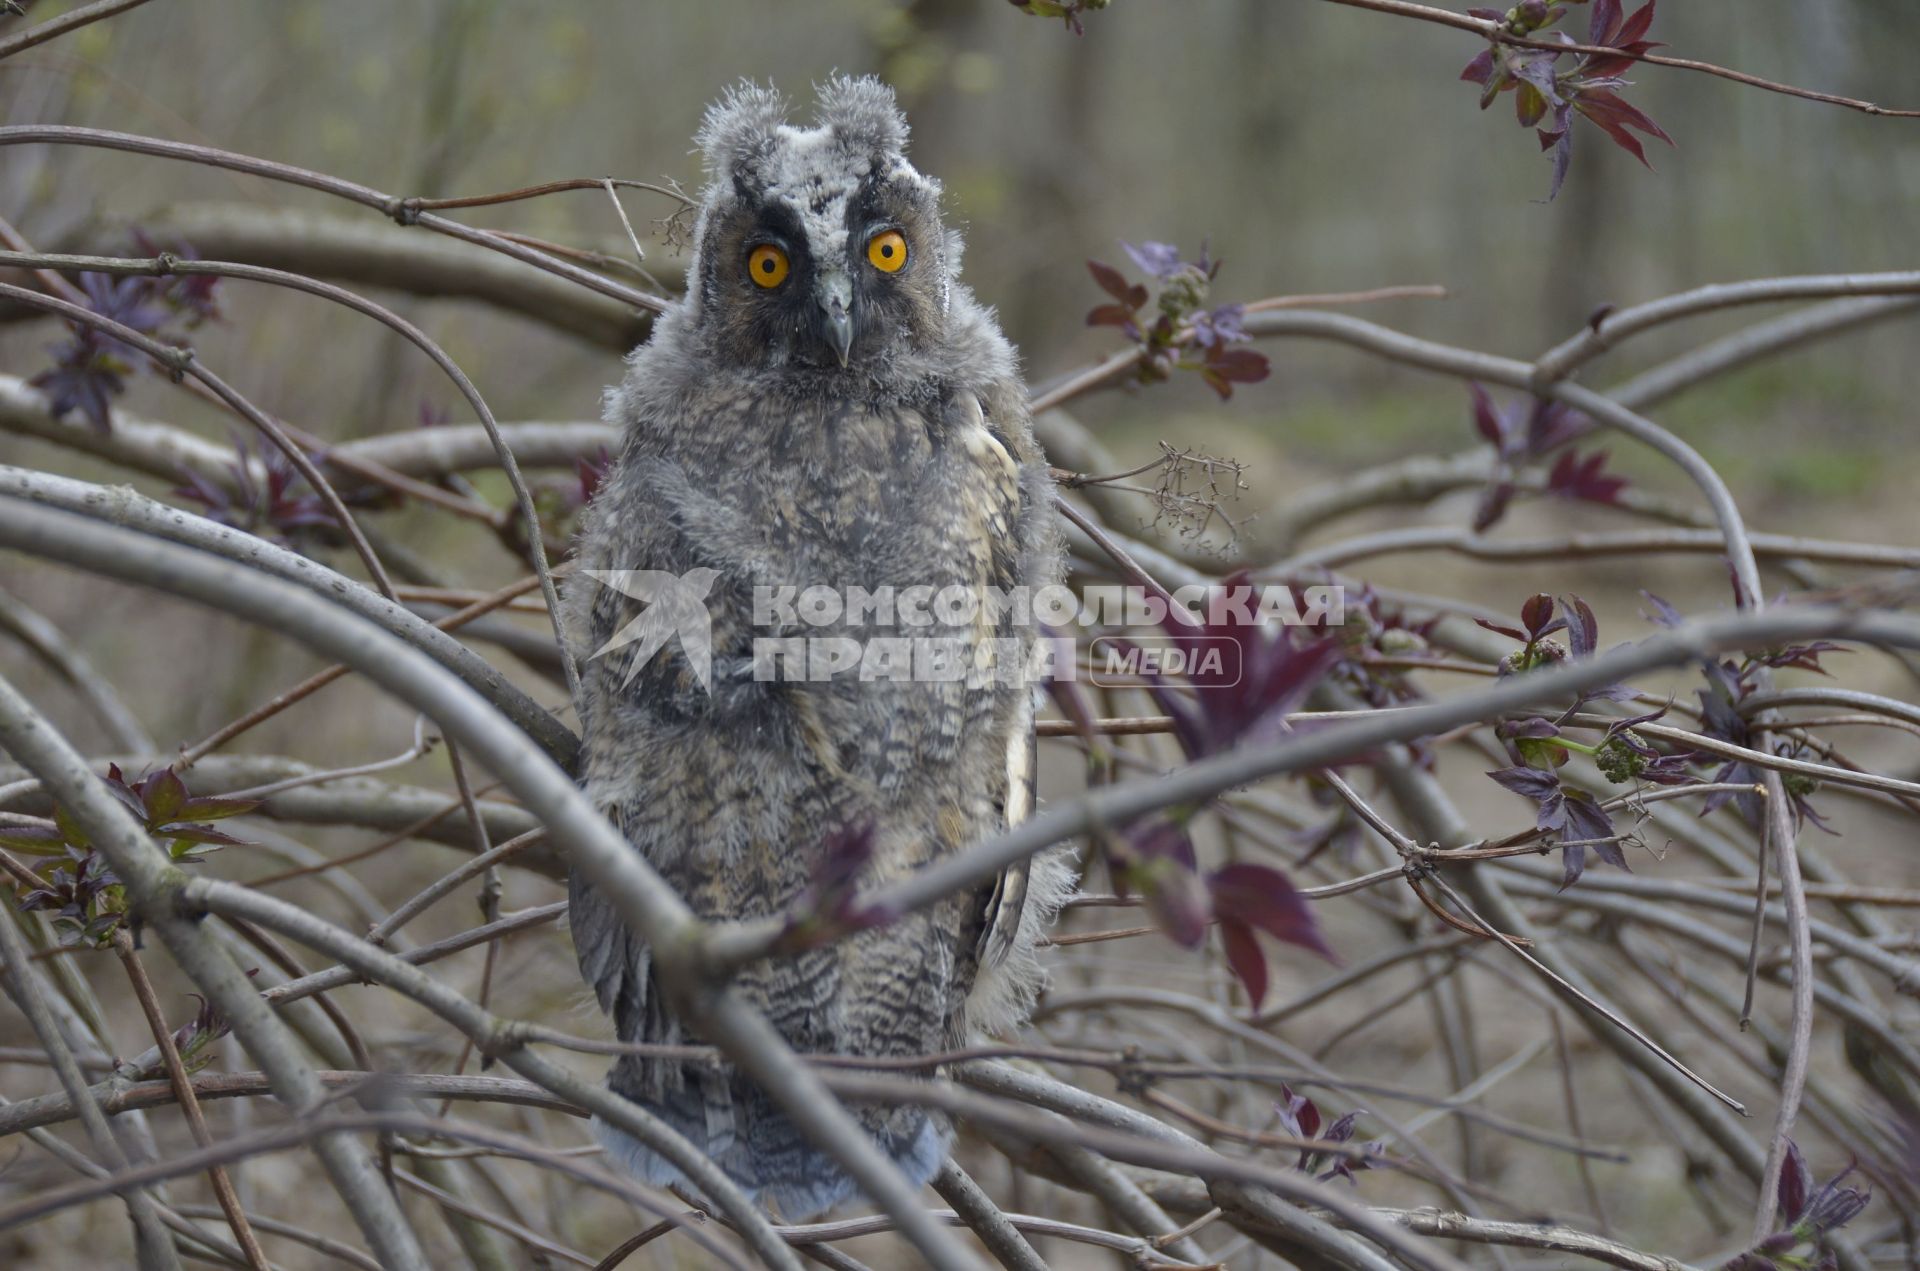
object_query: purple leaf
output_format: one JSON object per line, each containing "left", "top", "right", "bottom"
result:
{"left": 1471, "top": 477, "right": 1518, "bottom": 532}
{"left": 1640, "top": 591, "right": 1684, "bottom": 628}
{"left": 178, "top": 795, "right": 263, "bottom": 822}
{"left": 1588, "top": 0, "right": 1621, "bottom": 42}
{"left": 1191, "top": 303, "right": 1247, "bottom": 349}
{"left": 0, "top": 825, "right": 68, "bottom": 855}
{"left": 1209, "top": 862, "right": 1336, "bottom": 961}
{"left": 1200, "top": 346, "right": 1270, "bottom": 399}
{"left": 1614, "top": 0, "right": 1656, "bottom": 48}
{"left": 1750, "top": 642, "right": 1845, "bottom": 676}
{"left": 1564, "top": 595, "right": 1598, "bottom": 658}
{"left": 1121, "top": 240, "right": 1183, "bottom": 280}
{"left": 1275, "top": 1086, "right": 1323, "bottom": 1140}
{"left": 1132, "top": 578, "right": 1341, "bottom": 758}
{"left": 1778, "top": 1140, "right": 1811, "bottom": 1222}
{"left": 1123, "top": 821, "right": 1210, "bottom": 948}
{"left": 1473, "top": 616, "right": 1529, "bottom": 642}
{"left": 1547, "top": 448, "right": 1629, "bottom": 505}
{"left": 1560, "top": 790, "right": 1623, "bottom": 869}
{"left": 1086, "top": 302, "right": 1140, "bottom": 329}
{"left": 1561, "top": 842, "right": 1589, "bottom": 888}
{"left": 1220, "top": 918, "right": 1269, "bottom": 1008}
{"left": 1521, "top": 593, "right": 1557, "bottom": 638}
{"left": 1542, "top": 117, "right": 1574, "bottom": 200}
{"left": 1510, "top": 54, "right": 1563, "bottom": 108}
{"left": 1488, "top": 765, "right": 1560, "bottom": 800}
{"left": 158, "top": 824, "right": 252, "bottom": 849}
{"left": 1516, "top": 82, "right": 1550, "bottom": 128}
{"left": 1801, "top": 1169, "right": 1870, "bottom": 1234}
{"left": 30, "top": 352, "right": 127, "bottom": 434}
{"left": 1087, "top": 259, "right": 1142, "bottom": 305}
{"left": 1469, "top": 382, "right": 1505, "bottom": 446}
{"left": 1526, "top": 400, "right": 1593, "bottom": 454}
{"left": 140, "top": 768, "right": 189, "bottom": 824}
{"left": 1576, "top": 88, "right": 1673, "bottom": 168}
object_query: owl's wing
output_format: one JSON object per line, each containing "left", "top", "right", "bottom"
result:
{"left": 974, "top": 658, "right": 1037, "bottom": 978}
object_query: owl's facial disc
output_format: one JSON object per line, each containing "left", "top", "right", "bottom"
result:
{"left": 702, "top": 120, "right": 943, "bottom": 373}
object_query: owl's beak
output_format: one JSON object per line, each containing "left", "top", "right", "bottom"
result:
{"left": 816, "top": 273, "right": 855, "bottom": 368}
{"left": 822, "top": 302, "right": 854, "bottom": 368}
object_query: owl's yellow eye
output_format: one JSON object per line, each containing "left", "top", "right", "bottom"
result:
{"left": 749, "top": 244, "right": 790, "bottom": 288}
{"left": 866, "top": 230, "right": 908, "bottom": 273}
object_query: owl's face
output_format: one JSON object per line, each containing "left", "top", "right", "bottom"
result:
{"left": 685, "top": 79, "right": 953, "bottom": 375}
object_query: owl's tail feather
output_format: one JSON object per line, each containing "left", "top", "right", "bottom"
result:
{"left": 594, "top": 1071, "right": 948, "bottom": 1221}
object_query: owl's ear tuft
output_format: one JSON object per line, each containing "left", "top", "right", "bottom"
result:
{"left": 814, "top": 74, "right": 909, "bottom": 158}
{"left": 695, "top": 81, "right": 790, "bottom": 184}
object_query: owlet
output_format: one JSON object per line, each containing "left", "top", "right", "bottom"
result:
{"left": 564, "top": 76, "right": 1072, "bottom": 1219}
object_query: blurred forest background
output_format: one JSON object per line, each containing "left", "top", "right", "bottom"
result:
{"left": 6, "top": 0, "right": 1919, "bottom": 819}
{"left": 3, "top": 1, "right": 1920, "bottom": 1266}
{"left": 3, "top": 0, "right": 1918, "bottom": 727}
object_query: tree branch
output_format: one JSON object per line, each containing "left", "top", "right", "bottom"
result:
{"left": 0, "top": 672, "right": 432, "bottom": 1271}
{"left": 1317, "top": 0, "right": 1920, "bottom": 117}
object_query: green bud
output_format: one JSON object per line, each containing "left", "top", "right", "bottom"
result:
{"left": 1157, "top": 265, "right": 1210, "bottom": 321}
{"left": 1376, "top": 628, "right": 1427, "bottom": 656}
{"left": 1597, "top": 734, "right": 1646, "bottom": 784}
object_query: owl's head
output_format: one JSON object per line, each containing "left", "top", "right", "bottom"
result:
{"left": 681, "top": 77, "right": 956, "bottom": 374}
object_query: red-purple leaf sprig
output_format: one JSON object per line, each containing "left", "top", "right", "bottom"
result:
{"left": 1110, "top": 577, "right": 1344, "bottom": 1005}
{"left": 1086, "top": 241, "right": 1271, "bottom": 400}
{"left": 1460, "top": 0, "right": 1674, "bottom": 199}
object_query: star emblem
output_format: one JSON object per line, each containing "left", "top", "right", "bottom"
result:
{"left": 584, "top": 568, "right": 721, "bottom": 692}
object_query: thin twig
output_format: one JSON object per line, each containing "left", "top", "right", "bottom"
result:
{"left": 1749, "top": 770, "right": 1815, "bottom": 1240}
{"left": 407, "top": 175, "right": 693, "bottom": 212}
{"left": 0, "top": 0, "right": 154, "bottom": 61}
{"left": 930, "top": 1159, "right": 1052, "bottom": 1271}
{"left": 1416, "top": 869, "right": 1747, "bottom": 1114}
{"left": 0, "top": 249, "right": 580, "bottom": 698}
{"left": 0, "top": 280, "right": 397, "bottom": 597}
{"left": 0, "top": 672, "right": 431, "bottom": 1270}
{"left": 113, "top": 928, "right": 270, "bottom": 1271}
{"left": 0, "top": 125, "right": 666, "bottom": 311}
{"left": 1318, "top": 0, "right": 1920, "bottom": 117}
{"left": 0, "top": 895, "right": 182, "bottom": 1270}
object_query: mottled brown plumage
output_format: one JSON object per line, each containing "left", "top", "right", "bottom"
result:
{"left": 563, "top": 77, "right": 1070, "bottom": 1218}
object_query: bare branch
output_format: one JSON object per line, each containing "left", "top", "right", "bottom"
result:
{"left": 0, "top": 581, "right": 153, "bottom": 752}
{"left": 1357, "top": 1209, "right": 1694, "bottom": 1271}
{"left": 111, "top": 929, "right": 270, "bottom": 1271}
{"left": 0, "top": 673, "right": 433, "bottom": 1270}
{"left": 708, "top": 600, "right": 1920, "bottom": 971}
{"left": 0, "top": 126, "right": 666, "bottom": 312}
{"left": 0, "top": 0, "right": 154, "bottom": 61}
{"left": 1318, "top": 0, "right": 1920, "bottom": 117}
{"left": 0, "top": 280, "right": 399, "bottom": 596}
{"left": 1534, "top": 272, "right": 1920, "bottom": 387}
{"left": 0, "top": 248, "right": 582, "bottom": 700}
{"left": 928, "top": 1159, "right": 1051, "bottom": 1271}
{"left": 0, "top": 465, "right": 578, "bottom": 769}
{"left": 0, "top": 893, "right": 182, "bottom": 1270}
{"left": 0, "top": 496, "right": 987, "bottom": 1270}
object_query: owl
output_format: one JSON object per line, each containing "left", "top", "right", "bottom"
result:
{"left": 564, "top": 76, "right": 1072, "bottom": 1220}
